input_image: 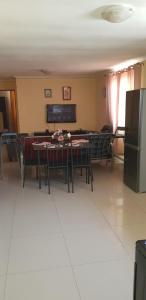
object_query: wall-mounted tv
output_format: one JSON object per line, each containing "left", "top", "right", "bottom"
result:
{"left": 47, "top": 104, "right": 76, "bottom": 123}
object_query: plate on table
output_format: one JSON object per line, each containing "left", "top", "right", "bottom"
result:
{"left": 71, "top": 139, "right": 89, "bottom": 145}
{"left": 32, "top": 142, "right": 52, "bottom": 150}
{"left": 72, "top": 143, "right": 80, "bottom": 147}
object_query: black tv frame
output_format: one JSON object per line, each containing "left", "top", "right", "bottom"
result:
{"left": 46, "top": 104, "right": 76, "bottom": 123}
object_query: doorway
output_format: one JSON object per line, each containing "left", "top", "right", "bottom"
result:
{"left": 0, "top": 90, "right": 18, "bottom": 163}
{"left": 0, "top": 90, "right": 17, "bottom": 132}
{"left": 0, "top": 97, "right": 8, "bottom": 130}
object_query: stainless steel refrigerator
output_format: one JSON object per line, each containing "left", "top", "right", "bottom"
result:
{"left": 124, "top": 89, "right": 146, "bottom": 192}
{"left": 133, "top": 240, "right": 146, "bottom": 300}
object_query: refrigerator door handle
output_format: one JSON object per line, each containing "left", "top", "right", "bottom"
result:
{"left": 133, "top": 262, "right": 137, "bottom": 300}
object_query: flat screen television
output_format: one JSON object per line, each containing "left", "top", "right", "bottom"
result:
{"left": 47, "top": 104, "right": 76, "bottom": 123}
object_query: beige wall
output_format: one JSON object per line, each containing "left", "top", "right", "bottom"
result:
{"left": 16, "top": 74, "right": 106, "bottom": 133}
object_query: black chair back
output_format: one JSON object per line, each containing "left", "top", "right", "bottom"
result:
{"left": 46, "top": 146, "right": 70, "bottom": 194}
{"left": 90, "top": 133, "right": 113, "bottom": 161}
{"left": 70, "top": 144, "right": 93, "bottom": 192}
{"left": 101, "top": 124, "right": 113, "bottom": 133}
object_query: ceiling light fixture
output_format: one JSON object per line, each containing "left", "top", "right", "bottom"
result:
{"left": 40, "top": 69, "right": 50, "bottom": 75}
{"left": 101, "top": 4, "right": 135, "bottom": 23}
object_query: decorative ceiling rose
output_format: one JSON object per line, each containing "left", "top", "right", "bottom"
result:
{"left": 101, "top": 4, "right": 135, "bottom": 23}
{"left": 40, "top": 69, "right": 51, "bottom": 75}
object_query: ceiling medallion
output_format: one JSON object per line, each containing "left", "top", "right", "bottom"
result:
{"left": 101, "top": 4, "right": 135, "bottom": 23}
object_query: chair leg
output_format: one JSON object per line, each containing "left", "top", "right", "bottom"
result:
{"left": 67, "top": 166, "right": 70, "bottom": 193}
{"left": 85, "top": 168, "right": 87, "bottom": 183}
{"left": 90, "top": 167, "right": 93, "bottom": 192}
{"left": 15, "top": 143, "right": 19, "bottom": 162}
{"left": 36, "top": 166, "right": 38, "bottom": 180}
{"left": 44, "top": 165, "right": 47, "bottom": 185}
{"left": 38, "top": 165, "right": 41, "bottom": 189}
{"left": 37, "top": 150, "right": 41, "bottom": 189}
{"left": 47, "top": 166, "right": 51, "bottom": 194}
{"left": 71, "top": 167, "right": 74, "bottom": 193}
{"left": 88, "top": 168, "right": 90, "bottom": 184}
{"left": 20, "top": 153, "right": 24, "bottom": 187}
{"left": 69, "top": 166, "right": 72, "bottom": 187}
{"left": 85, "top": 167, "right": 90, "bottom": 184}
{"left": 23, "top": 165, "right": 26, "bottom": 188}
{"left": 91, "top": 167, "right": 94, "bottom": 182}
{"left": 64, "top": 169, "right": 67, "bottom": 184}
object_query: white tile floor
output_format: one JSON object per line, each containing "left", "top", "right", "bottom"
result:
{"left": 0, "top": 161, "right": 146, "bottom": 300}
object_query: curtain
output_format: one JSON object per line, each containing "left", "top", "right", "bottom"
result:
{"left": 106, "top": 73, "right": 119, "bottom": 132}
{"left": 134, "top": 64, "right": 142, "bottom": 89}
{"left": 106, "top": 65, "right": 142, "bottom": 132}
{"left": 118, "top": 68, "right": 134, "bottom": 127}
{"left": 106, "top": 64, "right": 142, "bottom": 155}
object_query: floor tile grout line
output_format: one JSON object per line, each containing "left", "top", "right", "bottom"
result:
{"left": 0, "top": 161, "right": 136, "bottom": 299}
{"left": 52, "top": 197, "right": 82, "bottom": 300}
{"left": 89, "top": 195, "right": 135, "bottom": 259}
{"left": 43, "top": 174, "right": 133, "bottom": 298}
{"left": 74, "top": 166, "right": 130, "bottom": 245}
{"left": 5, "top": 256, "right": 131, "bottom": 277}
{"left": 6, "top": 265, "right": 75, "bottom": 277}
{"left": 2, "top": 188, "right": 19, "bottom": 300}
{"left": 10, "top": 231, "right": 62, "bottom": 239}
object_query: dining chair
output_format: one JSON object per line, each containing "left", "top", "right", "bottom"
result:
{"left": 115, "top": 126, "right": 125, "bottom": 141}
{"left": 90, "top": 133, "right": 114, "bottom": 168}
{"left": 0, "top": 132, "right": 19, "bottom": 178}
{"left": 114, "top": 127, "right": 125, "bottom": 161}
{"left": 1, "top": 132, "right": 18, "bottom": 161}
{"left": 100, "top": 124, "right": 113, "bottom": 133}
{"left": 46, "top": 145, "right": 70, "bottom": 194}
{"left": 70, "top": 144, "right": 93, "bottom": 193}
{"left": 21, "top": 136, "right": 51, "bottom": 187}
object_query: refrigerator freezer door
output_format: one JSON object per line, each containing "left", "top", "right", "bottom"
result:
{"left": 134, "top": 241, "right": 146, "bottom": 300}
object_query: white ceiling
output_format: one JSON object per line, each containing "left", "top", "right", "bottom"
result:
{"left": 0, "top": 0, "right": 146, "bottom": 77}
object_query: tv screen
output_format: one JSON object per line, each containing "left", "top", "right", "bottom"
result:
{"left": 47, "top": 104, "right": 76, "bottom": 123}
